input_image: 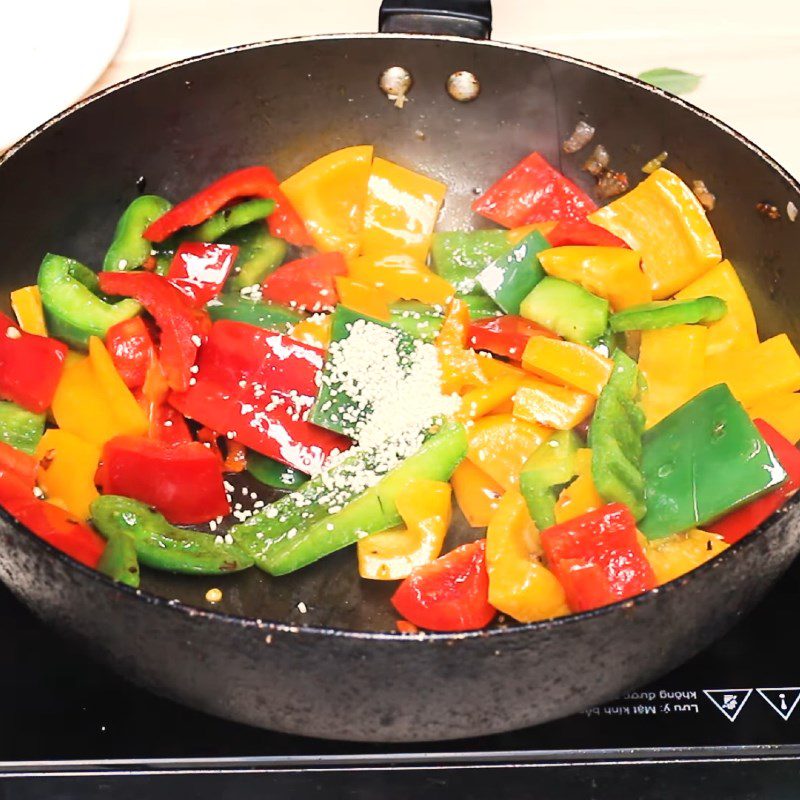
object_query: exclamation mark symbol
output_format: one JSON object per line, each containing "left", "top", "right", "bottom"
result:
{"left": 780, "top": 693, "right": 788, "bottom": 711}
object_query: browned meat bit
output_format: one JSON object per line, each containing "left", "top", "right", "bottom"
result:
{"left": 756, "top": 202, "right": 781, "bottom": 220}
{"left": 597, "top": 170, "right": 630, "bottom": 199}
{"left": 583, "top": 144, "right": 610, "bottom": 176}
{"left": 562, "top": 120, "right": 596, "bottom": 154}
{"left": 692, "top": 180, "right": 716, "bottom": 211}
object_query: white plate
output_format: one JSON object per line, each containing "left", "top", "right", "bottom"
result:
{"left": 0, "top": 1, "right": 130, "bottom": 149}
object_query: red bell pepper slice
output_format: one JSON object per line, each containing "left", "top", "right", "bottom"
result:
{"left": 545, "top": 217, "right": 629, "bottom": 249}
{"left": 105, "top": 316, "right": 155, "bottom": 390}
{"left": 540, "top": 503, "right": 656, "bottom": 612}
{"left": 261, "top": 252, "right": 346, "bottom": 313}
{"left": 0, "top": 312, "right": 67, "bottom": 413}
{"left": 98, "top": 272, "right": 210, "bottom": 392}
{"left": 472, "top": 152, "right": 597, "bottom": 228}
{"left": 0, "top": 441, "right": 37, "bottom": 487}
{"left": 169, "top": 320, "right": 349, "bottom": 473}
{"left": 391, "top": 539, "right": 497, "bottom": 632}
{"left": 467, "top": 314, "right": 559, "bottom": 360}
{"left": 167, "top": 242, "right": 238, "bottom": 307}
{"left": 707, "top": 420, "right": 800, "bottom": 544}
{"left": 97, "top": 436, "right": 230, "bottom": 525}
{"left": 143, "top": 166, "right": 311, "bottom": 246}
{"left": 148, "top": 400, "right": 193, "bottom": 446}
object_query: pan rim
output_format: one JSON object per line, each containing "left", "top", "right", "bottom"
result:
{"left": 1, "top": 32, "right": 798, "bottom": 642}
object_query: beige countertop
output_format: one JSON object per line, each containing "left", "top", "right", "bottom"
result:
{"left": 95, "top": 0, "right": 800, "bottom": 178}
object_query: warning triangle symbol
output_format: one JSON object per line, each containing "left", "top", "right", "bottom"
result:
{"left": 757, "top": 688, "right": 800, "bottom": 721}
{"left": 703, "top": 689, "right": 753, "bottom": 722}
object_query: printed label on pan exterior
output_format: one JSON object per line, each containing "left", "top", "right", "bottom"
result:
{"left": 703, "top": 689, "right": 753, "bottom": 722}
{"left": 757, "top": 688, "right": 800, "bottom": 721}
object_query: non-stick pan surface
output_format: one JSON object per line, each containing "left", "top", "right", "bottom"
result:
{"left": 0, "top": 30, "right": 799, "bottom": 741}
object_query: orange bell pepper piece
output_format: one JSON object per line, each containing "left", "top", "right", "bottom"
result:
{"left": 675, "top": 259, "right": 759, "bottom": 357}
{"left": 476, "top": 353, "right": 527, "bottom": 381}
{"left": 589, "top": 168, "right": 721, "bottom": 298}
{"left": 646, "top": 529, "right": 728, "bottom": 585}
{"left": 522, "top": 337, "right": 612, "bottom": 397}
{"left": 538, "top": 246, "right": 652, "bottom": 310}
{"left": 335, "top": 276, "right": 392, "bottom": 321}
{"left": 435, "top": 299, "right": 487, "bottom": 394}
{"left": 486, "top": 489, "right": 568, "bottom": 622}
{"left": 638, "top": 325, "right": 708, "bottom": 427}
{"left": 290, "top": 314, "right": 333, "bottom": 350}
{"left": 348, "top": 255, "right": 454, "bottom": 306}
{"left": 456, "top": 376, "right": 523, "bottom": 422}
{"left": 34, "top": 428, "right": 100, "bottom": 521}
{"left": 357, "top": 479, "right": 452, "bottom": 580}
{"left": 554, "top": 449, "right": 603, "bottom": 524}
{"left": 512, "top": 378, "right": 595, "bottom": 430}
{"left": 450, "top": 459, "right": 503, "bottom": 527}
{"left": 279, "top": 145, "right": 374, "bottom": 258}
{"left": 747, "top": 392, "right": 800, "bottom": 445}
{"left": 361, "top": 157, "right": 446, "bottom": 261}
{"left": 467, "top": 413, "right": 550, "bottom": 490}
{"left": 10, "top": 286, "right": 47, "bottom": 336}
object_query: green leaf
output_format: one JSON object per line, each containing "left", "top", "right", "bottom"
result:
{"left": 637, "top": 68, "right": 702, "bottom": 95}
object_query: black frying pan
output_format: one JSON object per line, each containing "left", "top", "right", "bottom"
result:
{"left": 0, "top": 1, "right": 799, "bottom": 742}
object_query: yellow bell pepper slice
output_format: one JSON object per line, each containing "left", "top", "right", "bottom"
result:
{"left": 639, "top": 325, "right": 708, "bottom": 427}
{"left": 589, "top": 168, "right": 721, "bottom": 299}
{"left": 357, "top": 479, "right": 451, "bottom": 580}
{"left": 512, "top": 378, "right": 595, "bottom": 430}
{"left": 280, "top": 145, "right": 373, "bottom": 258}
{"left": 486, "top": 490, "right": 568, "bottom": 623}
{"left": 435, "top": 299, "right": 487, "bottom": 394}
{"left": 456, "top": 376, "right": 523, "bottom": 423}
{"left": 476, "top": 353, "right": 527, "bottom": 382}
{"left": 361, "top": 157, "right": 446, "bottom": 261}
{"left": 335, "top": 277, "right": 393, "bottom": 321}
{"left": 34, "top": 428, "right": 100, "bottom": 521}
{"left": 10, "top": 286, "right": 47, "bottom": 336}
{"left": 675, "top": 259, "right": 758, "bottom": 357}
{"left": 467, "top": 413, "right": 550, "bottom": 490}
{"left": 348, "top": 255, "right": 454, "bottom": 305}
{"left": 646, "top": 529, "right": 728, "bottom": 585}
{"left": 290, "top": 314, "right": 332, "bottom": 351}
{"left": 450, "top": 459, "right": 504, "bottom": 527}
{"left": 522, "top": 337, "right": 612, "bottom": 397}
{"left": 747, "top": 392, "right": 800, "bottom": 444}
{"left": 554, "top": 449, "right": 603, "bottom": 524}
{"left": 702, "top": 334, "right": 800, "bottom": 408}
{"left": 538, "top": 246, "right": 652, "bottom": 310}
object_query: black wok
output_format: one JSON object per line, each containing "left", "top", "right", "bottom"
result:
{"left": 0, "top": 1, "right": 799, "bottom": 742}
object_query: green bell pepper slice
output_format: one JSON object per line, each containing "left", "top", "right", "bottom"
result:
{"left": 97, "top": 531, "right": 141, "bottom": 588}
{"left": 476, "top": 230, "right": 550, "bottom": 314}
{"left": 388, "top": 301, "right": 444, "bottom": 342}
{"left": 458, "top": 293, "right": 503, "bottom": 320}
{"left": 639, "top": 383, "right": 787, "bottom": 539}
{"left": 38, "top": 254, "right": 141, "bottom": 350}
{"left": 610, "top": 296, "right": 727, "bottom": 333}
{"left": 91, "top": 495, "right": 254, "bottom": 574}
{"left": 0, "top": 401, "right": 45, "bottom": 455}
{"left": 186, "top": 198, "right": 275, "bottom": 243}
{"left": 431, "top": 229, "right": 511, "bottom": 293}
{"left": 589, "top": 350, "right": 647, "bottom": 520}
{"left": 207, "top": 293, "right": 304, "bottom": 329}
{"left": 519, "top": 429, "right": 582, "bottom": 529}
{"left": 103, "top": 195, "right": 173, "bottom": 272}
{"left": 233, "top": 419, "right": 467, "bottom": 575}
{"left": 247, "top": 450, "right": 308, "bottom": 490}
{"left": 225, "top": 222, "right": 288, "bottom": 291}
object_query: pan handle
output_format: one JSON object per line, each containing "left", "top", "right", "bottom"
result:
{"left": 378, "top": 0, "right": 492, "bottom": 39}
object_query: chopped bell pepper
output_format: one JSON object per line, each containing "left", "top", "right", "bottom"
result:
{"left": 225, "top": 223, "right": 288, "bottom": 291}
{"left": 640, "top": 385, "right": 788, "bottom": 539}
{"left": 246, "top": 450, "right": 308, "bottom": 490}
{"left": 0, "top": 311, "right": 67, "bottom": 413}
{"left": 589, "top": 168, "right": 722, "bottom": 299}
{"left": 361, "top": 157, "right": 446, "bottom": 261}
{"left": 388, "top": 301, "right": 444, "bottom": 342}
{"left": 261, "top": 252, "right": 347, "bottom": 313}
{"left": 431, "top": 229, "right": 515, "bottom": 293}
{"left": 290, "top": 314, "right": 333, "bottom": 350}
{"left": 473, "top": 151, "right": 596, "bottom": 227}
{"left": 335, "top": 276, "right": 392, "bottom": 321}
{"left": 638, "top": 325, "right": 707, "bottom": 427}
{"left": 476, "top": 230, "right": 550, "bottom": 315}
{"left": 348, "top": 255, "right": 454, "bottom": 306}
{"left": 146, "top": 400, "right": 193, "bottom": 446}
{"left": 646, "top": 529, "right": 728, "bottom": 585}
{"left": 0, "top": 401, "right": 45, "bottom": 455}
{"left": 520, "top": 429, "right": 582, "bottom": 529}
{"left": 207, "top": 294, "right": 303, "bottom": 330}
{"left": 280, "top": 145, "right": 374, "bottom": 258}
{"left": 540, "top": 503, "right": 657, "bottom": 612}
{"left": 97, "top": 436, "right": 230, "bottom": 525}
{"left": 467, "top": 314, "right": 558, "bottom": 360}
{"left": 104, "top": 195, "right": 173, "bottom": 272}
{"left": 143, "top": 166, "right": 311, "bottom": 246}
{"left": 554, "top": 448, "right": 603, "bottom": 523}
{"left": 391, "top": 539, "right": 496, "bottom": 632}
{"left": 10, "top": 286, "right": 46, "bottom": 336}
{"left": 706, "top": 419, "right": 800, "bottom": 544}
{"left": 486, "top": 490, "right": 568, "bottom": 622}
{"left": 456, "top": 376, "right": 523, "bottom": 423}
{"left": 675, "top": 260, "right": 759, "bottom": 357}
{"left": 545, "top": 218, "right": 628, "bottom": 249}
{"left": 589, "top": 350, "right": 646, "bottom": 519}
{"left": 105, "top": 316, "right": 154, "bottom": 390}
{"left": 166, "top": 242, "right": 238, "bottom": 307}
{"left": 451, "top": 459, "right": 504, "bottom": 527}
{"left": 460, "top": 294, "right": 503, "bottom": 320}
{"left": 357, "top": 479, "right": 452, "bottom": 580}
{"left": 184, "top": 198, "right": 274, "bottom": 243}
{"left": 522, "top": 337, "right": 613, "bottom": 397}
{"left": 748, "top": 393, "right": 800, "bottom": 445}
{"left": 97, "top": 530, "right": 140, "bottom": 588}
{"left": 520, "top": 276, "right": 609, "bottom": 345}
{"left": 435, "top": 299, "right": 488, "bottom": 394}
{"left": 98, "top": 271, "right": 209, "bottom": 392}
{"left": 701, "top": 334, "right": 800, "bottom": 409}
{"left": 0, "top": 440, "right": 37, "bottom": 487}
{"left": 538, "top": 246, "right": 652, "bottom": 310}
{"left": 34, "top": 428, "right": 100, "bottom": 521}
{"left": 512, "top": 378, "right": 594, "bottom": 430}
{"left": 610, "top": 296, "right": 727, "bottom": 333}
{"left": 467, "top": 413, "right": 550, "bottom": 491}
